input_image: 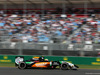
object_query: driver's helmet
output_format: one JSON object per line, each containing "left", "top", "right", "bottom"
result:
{"left": 32, "top": 57, "right": 39, "bottom": 61}
{"left": 45, "top": 59, "right": 48, "bottom": 61}
{"left": 39, "top": 56, "right": 44, "bottom": 62}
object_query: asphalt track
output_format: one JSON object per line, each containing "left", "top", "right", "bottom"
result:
{"left": 0, "top": 67, "right": 100, "bottom": 75}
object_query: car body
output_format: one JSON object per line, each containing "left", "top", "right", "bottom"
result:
{"left": 15, "top": 56, "right": 79, "bottom": 70}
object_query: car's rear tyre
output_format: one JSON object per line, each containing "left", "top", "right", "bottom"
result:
{"left": 60, "top": 63, "right": 69, "bottom": 70}
{"left": 18, "top": 62, "right": 26, "bottom": 69}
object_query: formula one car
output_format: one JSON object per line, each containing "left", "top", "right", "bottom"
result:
{"left": 15, "top": 56, "right": 79, "bottom": 70}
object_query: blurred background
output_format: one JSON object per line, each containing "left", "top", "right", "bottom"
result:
{"left": 0, "top": 0, "right": 100, "bottom": 57}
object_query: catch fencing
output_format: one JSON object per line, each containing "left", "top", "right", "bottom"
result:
{"left": 0, "top": 42, "right": 100, "bottom": 56}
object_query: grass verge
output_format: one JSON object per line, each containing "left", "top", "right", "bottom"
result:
{"left": 78, "top": 65, "right": 100, "bottom": 69}
{"left": 0, "top": 63, "right": 15, "bottom": 67}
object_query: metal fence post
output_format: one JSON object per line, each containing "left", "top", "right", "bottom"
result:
{"left": 18, "top": 42, "right": 23, "bottom": 55}
{"left": 41, "top": 3, "right": 45, "bottom": 18}
{"left": 84, "top": 0, "right": 88, "bottom": 16}
{"left": 79, "top": 44, "right": 85, "bottom": 56}
{"left": 4, "top": 0, "right": 7, "bottom": 14}
{"left": 48, "top": 44, "right": 52, "bottom": 55}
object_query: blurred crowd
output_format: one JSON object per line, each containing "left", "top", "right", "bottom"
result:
{"left": 0, "top": 14, "right": 83, "bottom": 43}
{"left": 0, "top": 8, "right": 100, "bottom": 44}
{"left": 71, "top": 18, "right": 100, "bottom": 44}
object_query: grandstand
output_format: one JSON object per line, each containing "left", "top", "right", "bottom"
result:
{"left": 0, "top": 0, "right": 100, "bottom": 14}
{"left": 0, "top": 0, "right": 100, "bottom": 56}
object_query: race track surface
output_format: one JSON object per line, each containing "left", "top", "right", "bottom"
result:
{"left": 0, "top": 67, "right": 100, "bottom": 75}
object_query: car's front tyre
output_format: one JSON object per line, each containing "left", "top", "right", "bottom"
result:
{"left": 60, "top": 63, "right": 69, "bottom": 70}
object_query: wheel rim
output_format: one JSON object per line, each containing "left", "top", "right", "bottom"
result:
{"left": 19, "top": 63, "right": 26, "bottom": 69}
{"left": 62, "top": 64, "right": 67, "bottom": 68}
{"left": 20, "top": 63, "right": 25, "bottom": 68}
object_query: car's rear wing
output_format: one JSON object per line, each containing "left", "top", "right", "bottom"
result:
{"left": 15, "top": 56, "right": 24, "bottom": 66}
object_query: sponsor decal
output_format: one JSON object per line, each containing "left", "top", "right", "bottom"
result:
{"left": 63, "top": 57, "right": 68, "bottom": 60}
{"left": 25, "top": 62, "right": 33, "bottom": 64}
{"left": 92, "top": 58, "right": 100, "bottom": 65}
{"left": 92, "top": 62, "right": 100, "bottom": 65}
{"left": 0, "top": 60, "right": 11, "bottom": 62}
{"left": 4, "top": 56, "right": 8, "bottom": 59}
{"left": 63, "top": 57, "right": 72, "bottom": 63}
{"left": 96, "top": 58, "right": 100, "bottom": 61}
{"left": 35, "top": 63, "right": 47, "bottom": 67}
{"left": 0, "top": 56, "right": 12, "bottom": 62}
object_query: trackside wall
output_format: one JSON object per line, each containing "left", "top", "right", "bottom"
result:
{"left": 0, "top": 55, "right": 100, "bottom": 65}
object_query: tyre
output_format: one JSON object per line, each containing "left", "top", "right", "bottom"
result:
{"left": 18, "top": 62, "right": 26, "bottom": 70}
{"left": 60, "top": 63, "right": 69, "bottom": 70}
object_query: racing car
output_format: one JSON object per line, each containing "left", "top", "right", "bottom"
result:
{"left": 15, "top": 56, "right": 79, "bottom": 70}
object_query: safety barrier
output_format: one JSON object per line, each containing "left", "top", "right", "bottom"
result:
{"left": 0, "top": 55, "right": 100, "bottom": 65}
